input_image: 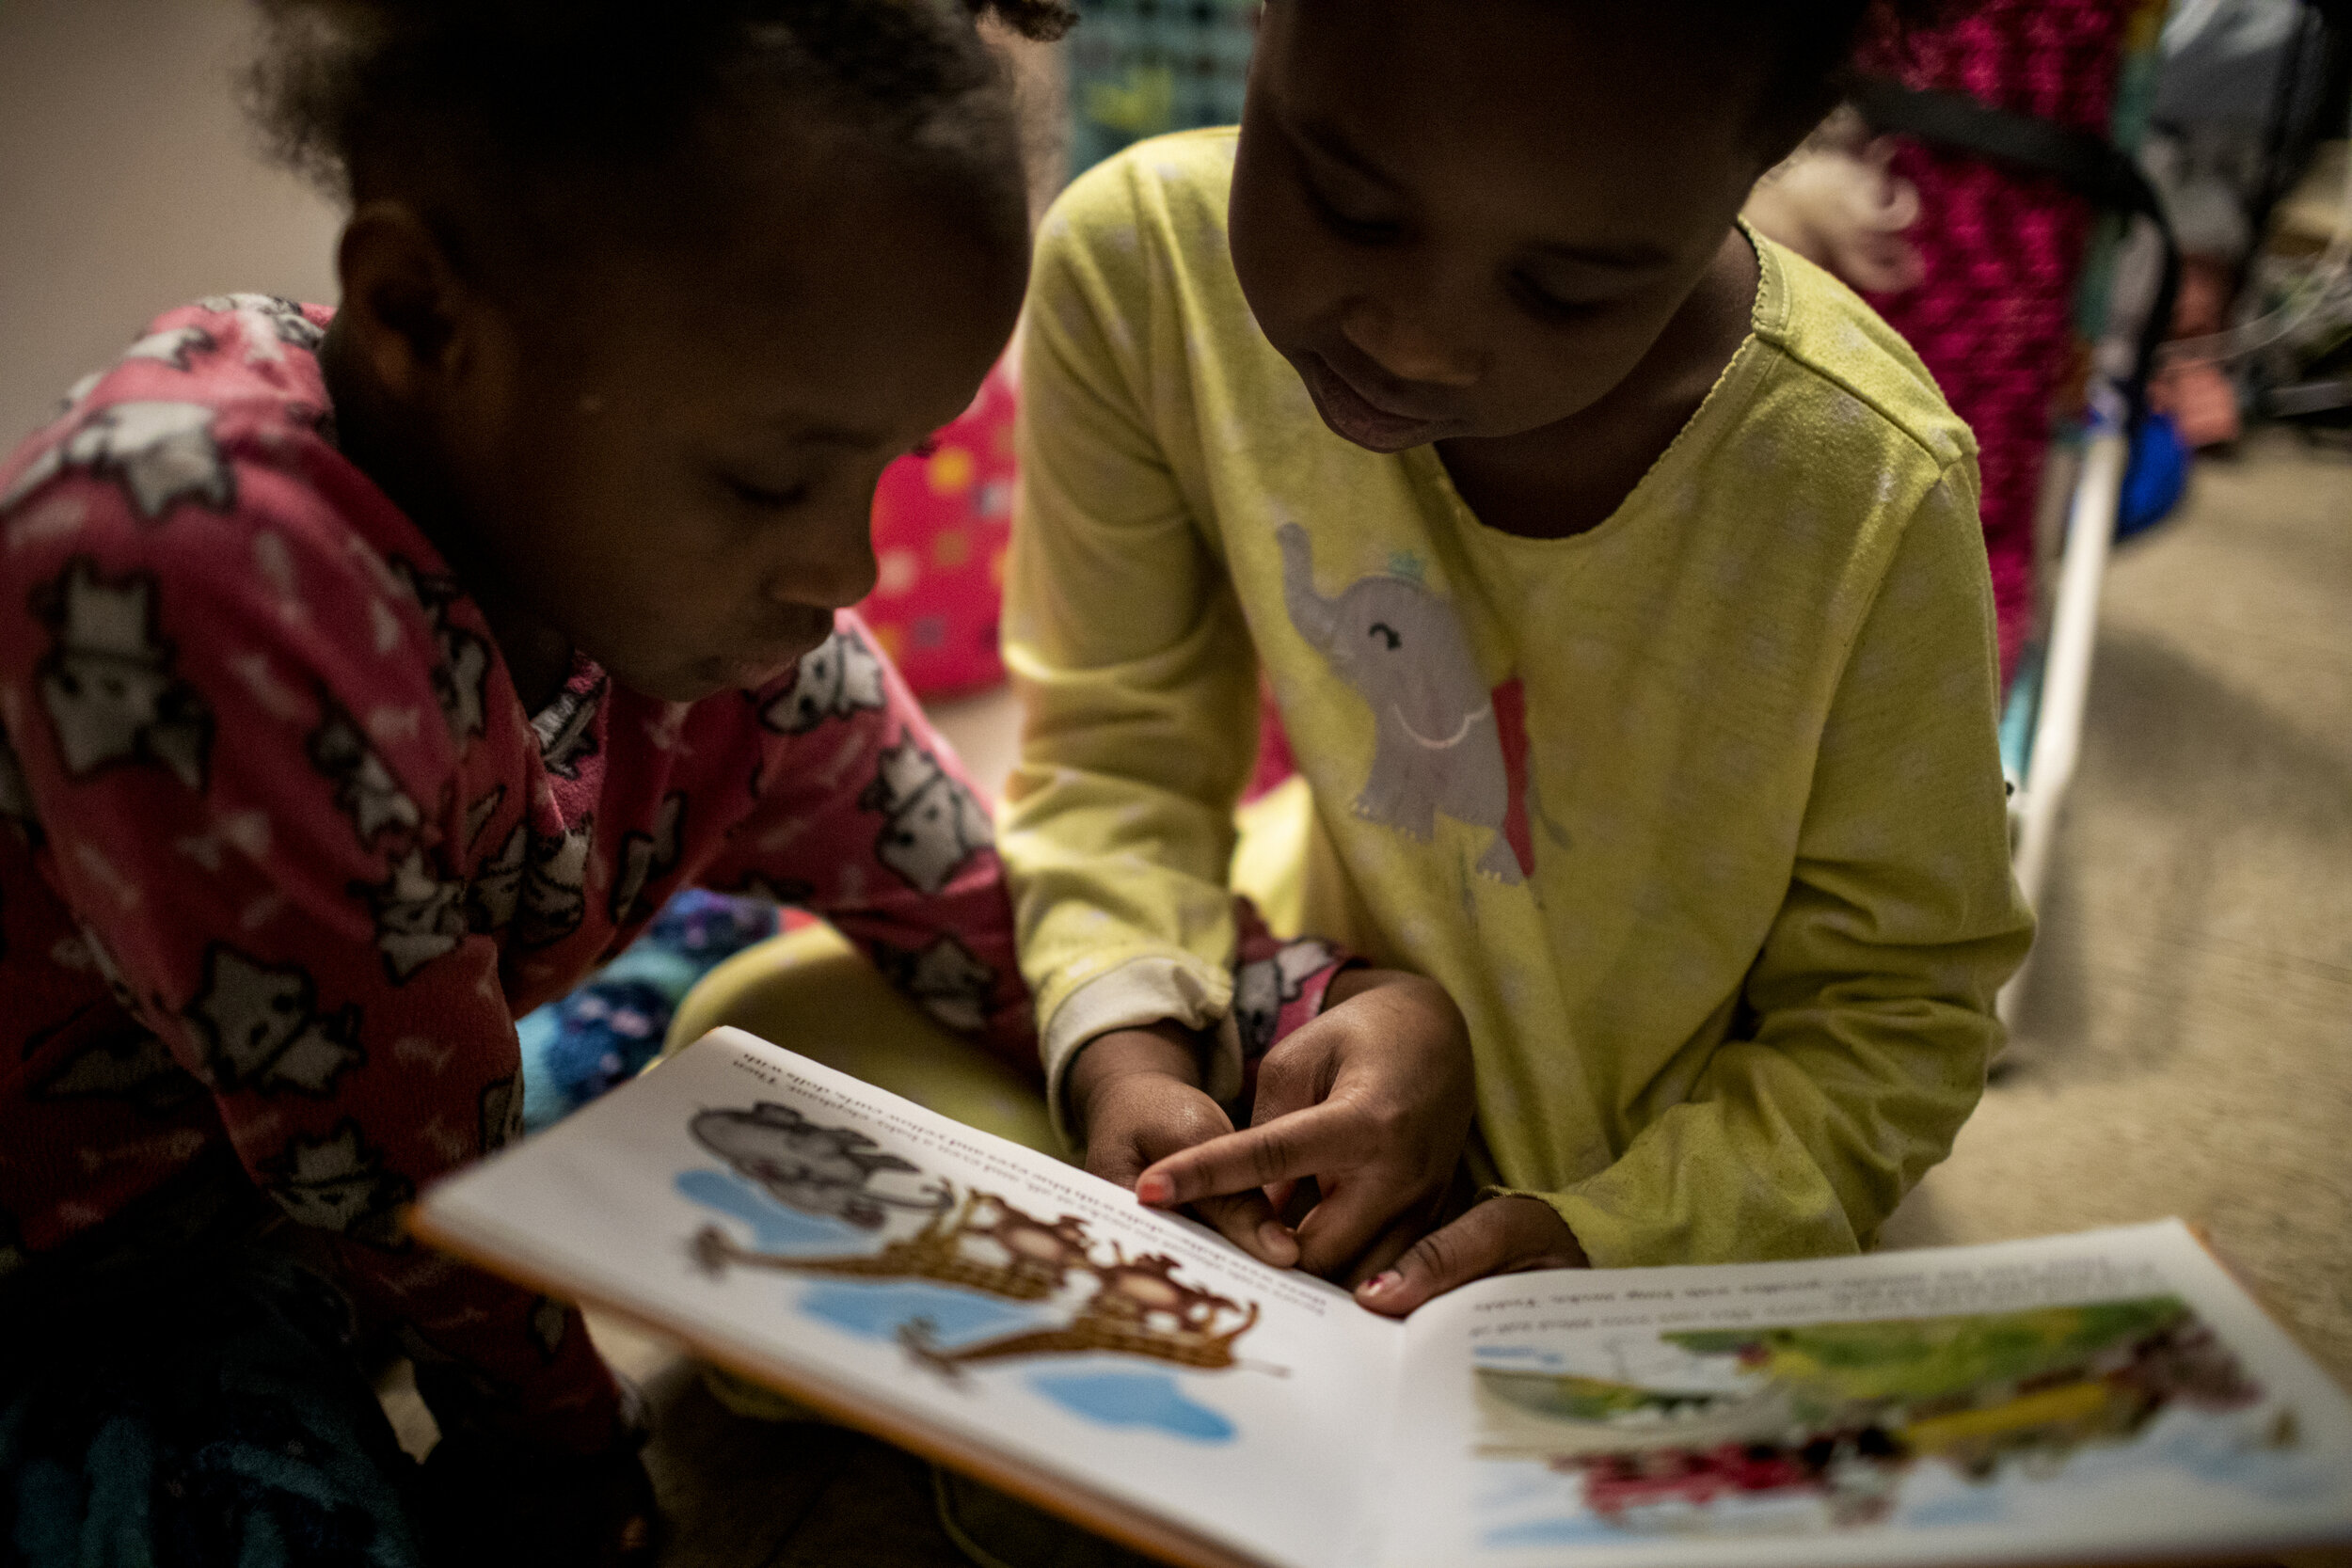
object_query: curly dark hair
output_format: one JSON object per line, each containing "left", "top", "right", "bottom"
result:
{"left": 246, "top": 0, "right": 1074, "bottom": 251}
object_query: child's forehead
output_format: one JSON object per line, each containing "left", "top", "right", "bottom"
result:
{"left": 1259, "top": 1, "right": 1764, "bottom": 215}
{"left": 1264, "top": 0, "right": 1761, "bottom": 146}
{"left": 533, "top": 131, "right": 1019, "bottom": 323}
{"left": 495, "top": 151, "right": 1023, "bottom": 441}
{"left": 458, "top": 88, "right": 1019, "bottom": 299}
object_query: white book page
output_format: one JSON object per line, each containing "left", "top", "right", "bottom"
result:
{"left": 1375, "top": 1221, "right": 2352, "bottom": 1568}
{"left": 417, "top": 1028, "right": 1402, "bottom": 1568}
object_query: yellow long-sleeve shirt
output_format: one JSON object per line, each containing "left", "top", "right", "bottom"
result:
{"left": 999, "top": 129, "right": 2033, "bottom": 1266}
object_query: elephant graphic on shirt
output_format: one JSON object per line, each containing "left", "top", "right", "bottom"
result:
{"left": 1277, "top": 524, "right": 1526, "bottom": 885}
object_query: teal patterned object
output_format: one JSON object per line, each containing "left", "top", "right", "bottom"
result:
{"left": 1067, "top": 0, "right": 1257, "bottom": 175}
{"left": 517, "top": 890, "right": 784, "bottom": 1132}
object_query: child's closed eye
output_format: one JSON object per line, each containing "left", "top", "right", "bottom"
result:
{"left": 723, "top": 475, "right": 812, "bottom": 512}
{"left": 1507, "top": 273, "right": 1609, "bottom": 325}
{"left": 1304, "top": 173, "right": 1404, "bottom": 246}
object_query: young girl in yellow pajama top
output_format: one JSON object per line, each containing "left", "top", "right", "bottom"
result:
{"left": 997, "top": 0, "right": 2036, "bottom": 1315}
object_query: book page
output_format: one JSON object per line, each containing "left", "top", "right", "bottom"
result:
{"left": 415, "top": 1028, "right": 1400, "bottom": 1568}
{"left": 1375, "top": 1221, "right": 2352, "bottom": 1568}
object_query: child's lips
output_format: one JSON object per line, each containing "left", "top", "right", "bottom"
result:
{"left": 731, "top": 624, "right": 832, "bottom": 689}
{"left": 1299, "top": 353, "right": 1455, "bottom": 452}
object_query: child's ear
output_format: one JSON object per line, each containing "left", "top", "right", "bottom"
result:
{"left": 334, "top": 200, "right": 479, "bottom": 404}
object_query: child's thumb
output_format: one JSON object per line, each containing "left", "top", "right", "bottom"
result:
{"left": 1354, "top": 1196, "right": 1584, "bottom": 1317}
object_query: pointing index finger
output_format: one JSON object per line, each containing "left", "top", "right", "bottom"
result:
{"left": 1135, "top": 1101, "right": 1362, "bottom": 1209}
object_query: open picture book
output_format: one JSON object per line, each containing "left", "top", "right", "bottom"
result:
{"left": 412, "top": 1027, "right": 2352, "bottom": 1568}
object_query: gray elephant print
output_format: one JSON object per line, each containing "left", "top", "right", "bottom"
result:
{"left": 0, "top": 401, "right": 235, "bottom": 522}
{"left": 181, "top": 943, "right": 366, "bottom": 1096}
{"left": 263, "top": 1120, "right": 413, "bottom": 1247}
{"left": 197, "top": 293, "right": 327, "bottom": 358}
{"left": 33, "top": 560, "right": 214, "bottom": 792}
{"left": 759, "top": 626, "right": 886, "bottom": 735}
{"left": 871, "top": 933, "right": 996, "bottom": 1035}
{"left": 1233, "top": 936, "right": 1338, "bottom": 1056}
{"left": 362, "top": 849, "right": 468, "bottom": 983}
{"left": 859, "top": 741, "right": 989, "bottom": 895}
{"left": 690, "top": 1102, "right": 947, "bottom": 1229}
{"left": 1278, "top": 524, "right": 1531, "bottom": 884}
{"left": 515, "top": 816, "right": 594, "bottom": 949}
{"left": 610, "top": 792, "right": 686, "bottom": 926}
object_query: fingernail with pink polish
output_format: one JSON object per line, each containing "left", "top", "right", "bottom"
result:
{"left": 1361, "top": 1271, "right": 1400, "bottom": 1297}
{"left": 1136, "top": 1174, "right": 1174, "bottom": 1206}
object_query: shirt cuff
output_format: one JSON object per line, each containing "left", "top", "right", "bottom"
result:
{"left": 1041, "top": 955, "right": 1241, "bottom": 1149}
{"left": 1478, "top": 1185, "right": 1610, "bottom": 1267}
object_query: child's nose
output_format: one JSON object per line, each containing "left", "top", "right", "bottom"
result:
{"left": 771, "top": 507, "right": 879, "bottom": 610}
{"left": 1341, "top": 303, "right": 1482, "bottom": 390}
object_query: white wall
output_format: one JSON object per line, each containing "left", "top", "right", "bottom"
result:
{"left": 0, "top": 0, "right": 342, "bottom": 444}
{"left": 0, "top": 0, "right": 1065, "bottom": 451}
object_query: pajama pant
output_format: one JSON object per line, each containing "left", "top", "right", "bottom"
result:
{"left": 0, "top": 1168, "right": 424, "bottom": 1568}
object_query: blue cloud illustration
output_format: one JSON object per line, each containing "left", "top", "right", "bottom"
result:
{"left": 1484, "top": 1513, "right": 1639, "bottom": 1548}
{"left": 1900, "top": 1488, "right": 2008, "bottom": 1529}
{"left": 1028, "top": 1371, "right": 1236, "bottom": 1444}
{"left": 798, "top": 1282, "right": 1041, "bottom": 1348}
{"left": 675, "top": 1167, "right": 866, "bottom": 1252}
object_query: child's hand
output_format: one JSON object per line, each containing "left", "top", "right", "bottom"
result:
{"left": 1351, "top": 1194, "right": 1590, "bottom": 1317}
{"left": 1125, "top": 969, "right": 1478, "bottom": 1285}
{"left": 1071, "top": 1022, "right": 1306, "bottom": 1268}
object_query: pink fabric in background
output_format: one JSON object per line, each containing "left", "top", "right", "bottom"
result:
{"left": 857, "top": 359, "right": 1020, "bottom": 698}
{"left": 1859, "top": 0, "right": 2139, "bottom": 685}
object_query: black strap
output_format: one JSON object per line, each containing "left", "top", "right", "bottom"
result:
{"left": 1851, "top": 77, "right": 2181, "bottom": 430}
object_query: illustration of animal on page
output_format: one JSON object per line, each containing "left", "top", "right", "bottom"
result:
{"left": 675, "top": 1101, "right": 1267, "bottom": 1440}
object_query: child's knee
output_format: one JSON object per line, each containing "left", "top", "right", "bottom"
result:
{"left": 666, "top": 923, "right": 1057, "bottom": 1156}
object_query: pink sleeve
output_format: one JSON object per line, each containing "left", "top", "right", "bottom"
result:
{"left": 0, "top": 472, "right": 619, "bottom": 1451}
{"left": 697, "top": 619, "right": 1362, "bottom": 1103}
{"left": 1228, "top": 898, "right": 1362, "bottom": 1109}
{"left": 698, "top": 614, "right": 1040, "bottom": 1079}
